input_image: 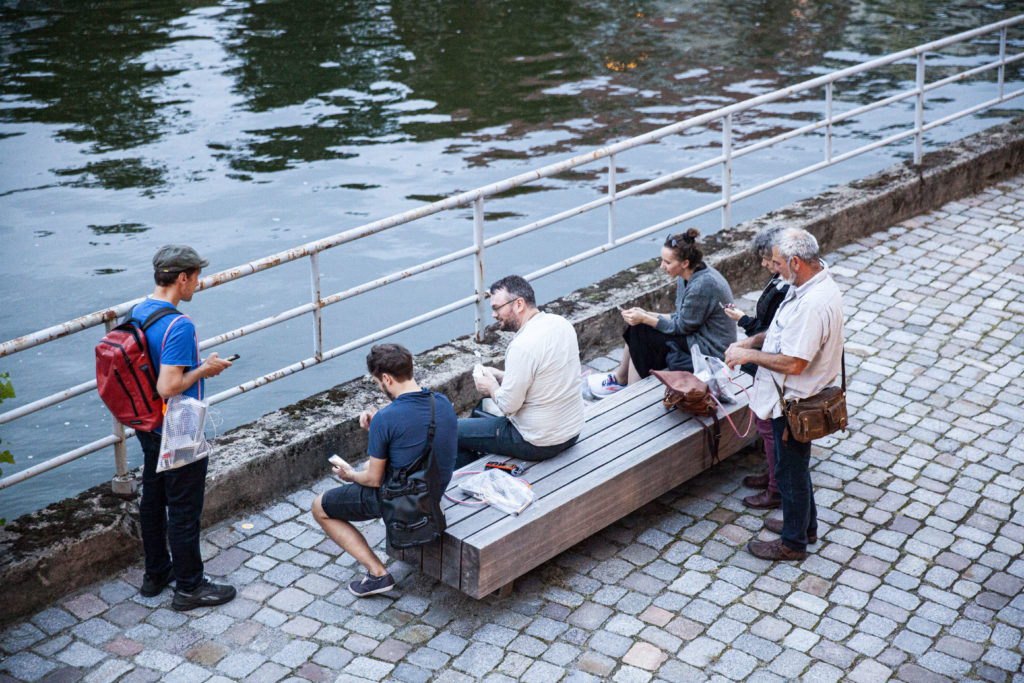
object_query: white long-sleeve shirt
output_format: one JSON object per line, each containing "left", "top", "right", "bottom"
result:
{"left": 493, "top": 312, "right": 585, "bottom": 446}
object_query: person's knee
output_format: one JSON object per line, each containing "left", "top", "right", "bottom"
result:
{"left": 311, "top": 493, "right": 328, "bottom": 524}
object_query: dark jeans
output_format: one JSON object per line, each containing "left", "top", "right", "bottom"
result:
{"left": 455, "top": 415, "right": 578, "bottom": 469}
{"left": 137, "top": 430, "right": 208, "bottom": 592}
{"left": 772, "top": 416, "right": 817, "bottom": 552}
{"left": 623, "top": 325, "right": 691, "bottom": 378}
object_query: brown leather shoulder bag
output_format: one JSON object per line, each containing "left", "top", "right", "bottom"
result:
{"left": 773, "top": 351, "right": 848, "bottom": 443}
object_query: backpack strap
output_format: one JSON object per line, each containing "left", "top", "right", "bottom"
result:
{"left": 157, "top": 314, "right": 200, "bottom": 399}
{"left": 139, "top": 306, "right": 181, "bottom": 330}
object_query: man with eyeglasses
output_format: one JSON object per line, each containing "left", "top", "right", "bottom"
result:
{"left": 455, "top": 275, "right": 585, "bottom": 468}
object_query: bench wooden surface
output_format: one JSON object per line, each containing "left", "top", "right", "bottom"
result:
{"left": 389, "top": 373, "right": 757, "bottom": 598}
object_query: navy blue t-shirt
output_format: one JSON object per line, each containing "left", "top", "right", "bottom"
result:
{"left": 367, "top": 389, "right": 457, "bottom": 489}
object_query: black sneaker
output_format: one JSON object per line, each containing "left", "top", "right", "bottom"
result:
{"left": 171, "top": 579, "right": 236, "bottom": 611}
{"left": 348, "top": 572, "right": 395, "bottom": 597}
{"left": 140, "top": 572, "right": 172, "bottom": 598}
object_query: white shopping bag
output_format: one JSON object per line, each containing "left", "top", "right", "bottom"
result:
{"left": 157, "top": 394, "right": 211, "bottom": 472}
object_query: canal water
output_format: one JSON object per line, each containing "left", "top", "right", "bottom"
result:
{"left": 2, "top": 0, "right": 1023, "bottom": 521}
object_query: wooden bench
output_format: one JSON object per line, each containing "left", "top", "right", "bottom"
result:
{"left": 389, "top": 373, "right": 757, "bottom": 598}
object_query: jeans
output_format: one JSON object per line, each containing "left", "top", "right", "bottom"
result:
{"left": 455, "top": 415, "right": 578, "bottom": 469}
{"left": 137, "top": 430, "right": 208, "bottom": 592}
{"left": 772, "top": 416, "right": 817, "bottom": 552}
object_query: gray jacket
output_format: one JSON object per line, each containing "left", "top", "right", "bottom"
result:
{"left": 654, "top": 264, "right": 737, "bottom": 360}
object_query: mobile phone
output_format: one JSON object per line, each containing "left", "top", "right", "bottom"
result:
{"left": 225, "top": 353, "right": 240, "bottom": 361}
{"left": 328, "top": 454, "right": 345, "bottom": 468}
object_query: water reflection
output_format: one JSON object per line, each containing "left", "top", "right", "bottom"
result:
{"left": 0, "top": 0, "right": 1022, "bottom": 520}
{"left": 0, "top": 0, "right": 188, "bottom": 189}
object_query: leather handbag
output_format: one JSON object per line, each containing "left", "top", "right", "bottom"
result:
{"left": 379, "top": 393, "right": 447, "bottom": 548}
{"left": 651, "top": 370, "right": 716, "bottom": 416}
{"left": 773, "top": 351, "right": 848, "bottom": 443}
{"left": 651, "top": 370, "right": 721, "bottom": 464}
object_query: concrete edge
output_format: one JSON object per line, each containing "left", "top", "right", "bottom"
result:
{"left": 3, "top": 116, "right": 1024, "bottom": 626}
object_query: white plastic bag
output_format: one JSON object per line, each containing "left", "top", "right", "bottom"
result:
{"left": 459, "top": 468, "right": 535, "bottom": 515}
{"left": 690, "top": 343, "right": 737, "bottom": 403}
{"left": 157, "top": 394, "right": 211, "bottom": 472}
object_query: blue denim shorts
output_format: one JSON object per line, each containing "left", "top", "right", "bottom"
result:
{"left": 320, "top": 484, "right": 382, "bottom": 522}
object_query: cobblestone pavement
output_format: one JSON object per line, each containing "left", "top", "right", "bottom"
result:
{"left": 4, "top": 178, "right": 1024, "bottom": 683}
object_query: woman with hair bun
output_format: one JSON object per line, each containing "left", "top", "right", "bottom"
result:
{"left": 588, "top": 227, "right": 737, "bottom": 397}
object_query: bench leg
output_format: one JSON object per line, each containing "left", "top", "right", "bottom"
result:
{"left": 497, "top": 582, "right": 514, "bottom": 598}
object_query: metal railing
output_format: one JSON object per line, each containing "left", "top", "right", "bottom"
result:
{"left": 2, "top": 16, "right": 1023, "bottom": 493}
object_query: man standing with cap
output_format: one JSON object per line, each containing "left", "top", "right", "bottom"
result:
{"left": 133, "top": 244, "right": 236, "bottom": 610}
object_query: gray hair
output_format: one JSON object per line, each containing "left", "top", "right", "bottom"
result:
{"left": 775, "top": 227, "right": 819, "bottom": 263}
{"left": 750, "top": 225, "right": 783, "bottom": 259}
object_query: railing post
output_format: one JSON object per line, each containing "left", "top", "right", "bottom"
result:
{"left": 607, "top": 153, "right": 617, "bottom": 244}
{"left": 310, "top": 252, "right": 323, "bottom": 362}
{"left": 106, "top": 318, "right": 135, "bottom": 496}
{"left": 721, "top": 114, "right": 732, "bottom": 231}
{"left": 825, "top": 82, "right": 833, "bottom": 163}
{"left": 915, "top": 52, "right": 925, "bottom": 165}
{"left": 999, "top": 27, "right": 1007, "bottom": 99}
{"left": 473, "top": 196, "right": 486, "bottom": 342}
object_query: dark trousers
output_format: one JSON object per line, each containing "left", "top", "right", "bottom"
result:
{"left": 772, "top": 416, "right": 817, "bottom": 552}
{"left": 137, "top": 430, "right": 208, "bottom": 592}
{"left": 455, "top": 415, "right": 578, "bottom": 469}
{"left": 623, "top": 325, "right": 691, "bottom": 378}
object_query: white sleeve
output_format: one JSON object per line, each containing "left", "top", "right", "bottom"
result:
{"left": 492, "top": 342, "right": 535, "bottom": 416}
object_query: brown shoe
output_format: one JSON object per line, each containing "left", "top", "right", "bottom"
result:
{"left": 747, "top": 538, "right": 806, "bottom": 561}
{"left": 743, "top": 489, "right": 781, "bottom": 509}
{"left": 764, "top": 517, "right": 817, "bottom": 544}
{"left": 742, "top": 472, "right": 770, "bottom": 489}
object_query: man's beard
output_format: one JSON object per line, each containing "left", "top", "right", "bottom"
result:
{"left": 497, "top": 317, "right": 520, "bottom": 333}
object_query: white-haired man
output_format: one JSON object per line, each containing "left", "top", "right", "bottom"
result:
{"left": 725, "top": 228, "right": 844, "bottom": 561}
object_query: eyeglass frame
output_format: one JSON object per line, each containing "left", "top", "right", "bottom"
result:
{"left": 491, "top": 296, "right": 522, "bottom": 313}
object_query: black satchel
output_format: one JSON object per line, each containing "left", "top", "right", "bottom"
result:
{"left": 379, "top": 393, "right": 447, "bottom": 548}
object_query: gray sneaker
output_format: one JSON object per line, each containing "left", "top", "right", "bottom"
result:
{"left": 349, "top": 572, "right": 395, "bottom": 597}
{"left": 172, "top": 579, "right": 236, "bottom": 611}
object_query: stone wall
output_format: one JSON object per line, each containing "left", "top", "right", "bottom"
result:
{"left": 3, "top": 116, "right": 1024, "bottom": 626}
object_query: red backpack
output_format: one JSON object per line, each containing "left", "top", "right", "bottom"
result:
{"left": 95, "top": 307, "right": 181, "bottom": 430}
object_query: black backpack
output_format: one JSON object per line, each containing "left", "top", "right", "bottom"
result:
{"left": 379, "top": 393, "right": 447, "bottom": 548}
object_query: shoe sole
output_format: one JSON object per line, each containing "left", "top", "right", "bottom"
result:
{"left": 764, "top": 521, "right": 817, "bottom": 544}
{"left": 349, "top": 583, "right": 395, "bottom": 597}
{"left": 171, "top": 589, "right": 236, "bottom": 612}
{"left": 139, "top": 579, "right": 171, "bottom": 598}
{"left": 171, "top": 597, "right": 234, "bottom": 612}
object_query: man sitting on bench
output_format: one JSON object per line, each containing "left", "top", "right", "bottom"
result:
{"left": 455, "top": 275, "right": 584, "bottom": 468}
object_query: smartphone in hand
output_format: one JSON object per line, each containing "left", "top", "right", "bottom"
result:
{"left": 328, "top": 454, "right": 346, "bottom": 468}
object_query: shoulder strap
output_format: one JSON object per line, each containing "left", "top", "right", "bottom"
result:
{"left": 840, "top": 349, "right": 846, "bottom": 393}
{"left": 391, "top": 392, "right": 438, "bottom": 477}
{"left": 426, "top": 392, "right": 436, "bottom": 442}
{"left": 773, "top": 346, "right": 846, "bottom": 402}
{"left": 139, "top": 306, "right": 181, "bottom": 331}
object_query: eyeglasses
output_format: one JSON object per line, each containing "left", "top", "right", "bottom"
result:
{"left": 491, "top": 297, "right": 521, "bottom": 313}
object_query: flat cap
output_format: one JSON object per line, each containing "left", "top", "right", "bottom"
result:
{"left": 153, "top": 244, "right": 209, "bottom": 272}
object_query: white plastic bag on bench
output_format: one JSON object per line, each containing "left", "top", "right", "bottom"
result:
{"left": 459, "top": 468, "right": 535, "bottom": 515}
{"left": 157, "top": 394, "right": 211, "bottom": 472}
{"left": 691, "top": 343, "right": 737, "bottom": 403}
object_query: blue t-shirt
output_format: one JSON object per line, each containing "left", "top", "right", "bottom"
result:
{"left": 132, "top": 298, "right": 203, "bottom": 404}
{"left": 368, "top": 389, "right": 458, "bottom": 489}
